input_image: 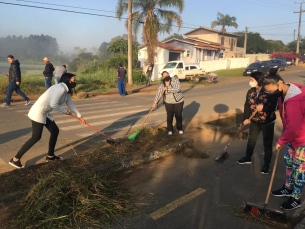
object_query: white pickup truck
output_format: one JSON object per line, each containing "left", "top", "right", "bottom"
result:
{"left": 160, "top": 61, "right": 205, "bottom": 82}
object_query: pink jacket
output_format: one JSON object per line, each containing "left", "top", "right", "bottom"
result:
{"left": 278, "top": 83, "right": 305, "bottom": 148}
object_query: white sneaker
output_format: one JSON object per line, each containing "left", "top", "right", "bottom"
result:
{"left": 25, "top": 100, "right": 31, "bottom": 106}
{"left": 179, "top": 130, "right": 184, "bottom": 135}
{"left": 168, "top": 131, "right": 173, "bottom": 136}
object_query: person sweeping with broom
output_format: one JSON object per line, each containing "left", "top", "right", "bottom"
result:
{"left": 264, "top": 72, "right": 305, "bottom": 210}
{"left": 237, "top": 72, "right": 278, "bottom": 174}
{"left": 9, "top": 73, "right": 86, "bottom": 169}
{"left": 152, "top": 71, "right": 184, "bottom": 136}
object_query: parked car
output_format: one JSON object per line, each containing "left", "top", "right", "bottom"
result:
{"left": 161, "top": 61, "right": 205, "bottom": 82}
{"left": 269, "top": 59, "right": 287, "bottom": 71}
{"left": 286, "top": 59, "right": 293, "bottom": 67}
{"left": 300, "top": 55, "right": 305, "bottom": 63}
{"left": 243, "top": 62, "right": 270, "bottom": 76}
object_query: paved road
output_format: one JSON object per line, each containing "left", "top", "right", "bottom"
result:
{"left": 1, "top": 68, "right": 304, "bottom": 173}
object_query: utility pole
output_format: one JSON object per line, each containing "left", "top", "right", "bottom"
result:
{"left": 244, "top": 26, "right": 247, "bottom": 57}
{"left": 294, "top": 29, "right": 296, "bottom": 41}
{"left": 127, "top": 0, "right": 133, "bottom": 85}
{"left": 294, "top": 1, "right": 305, "bottom": 65}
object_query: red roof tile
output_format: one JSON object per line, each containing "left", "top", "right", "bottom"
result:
{"left": 183, "top": 26, "right": 240, "bottom": 37}
{"left": 139, "top": 42, "right": 185, "bottom": 52}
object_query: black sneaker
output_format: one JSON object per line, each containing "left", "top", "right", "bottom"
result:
{"left": 272, "top": 185, "right": 293, "bottom": 197}
{"left": 281, "top": 197, "right": 301, "bottom": 210}
{"left": 9, "top": 158, "right": 24, "bottom": 169}
{"left": 237, "top": 157, "right": 252, "bottom": 164}
{"left": 261, "top": 164, "right": 270, "bottom": 174}
{"left": 46, "top": 155, "right": 62, "bottom": 162}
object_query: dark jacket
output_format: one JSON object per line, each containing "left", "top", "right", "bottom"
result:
{"left": 9, "top": 60, "right": 21, "bottom": 83}
{"left": 244, "top": 87, "right": 277, "bottom": 123}
{"left": 43, "top": 62, "right": 55, "bottom": 77}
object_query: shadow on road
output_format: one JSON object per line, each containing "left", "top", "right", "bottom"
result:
{"left": 0, "top": 128, "right": 32, "bottom": 145}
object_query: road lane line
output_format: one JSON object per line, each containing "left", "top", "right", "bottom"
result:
{"left": 55, "top": 109, "right": 148, "bottom": 124}
{"left": 149, "top": 188, "right": 206, "bottom": 220}
{"left": 60, "top": 111, "right": 163, "bottom": 131}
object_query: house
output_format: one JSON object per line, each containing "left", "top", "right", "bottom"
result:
{"left": 183, "top": 26, "right": 240, "bottom": 58}
{"left": 138, "top": 42, "right": 185, "bottom": 67}
{"left": 163, "top": 37, "right": 227, "bottom": 63}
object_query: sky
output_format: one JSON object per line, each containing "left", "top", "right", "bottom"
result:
{"left": 0, "top": 0, "right": 301, "bottom": 54}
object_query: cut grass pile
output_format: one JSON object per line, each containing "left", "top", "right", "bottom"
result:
{"left": 0, "top": 127, "right": 201, "bottom": 228}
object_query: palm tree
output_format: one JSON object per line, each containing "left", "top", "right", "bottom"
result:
{"left": 116, "top": 0, "right": 184, "bottom": 64}
{"left": 211, "top": 12, "right": 238, "bottom": 32}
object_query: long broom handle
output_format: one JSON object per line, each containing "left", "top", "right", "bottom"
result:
{"left": 265, "top": 149, "right": 281, "bottom": 205}
{"left": 139, "top": 90, "right": 165, "bottom": 130}
{"left": 226, "top": 110, "right": 258, "bottom": 148}
{"left": 70, "top": 114, "right": 114, "bottom": 140}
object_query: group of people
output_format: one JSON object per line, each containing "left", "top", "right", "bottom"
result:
{"left": 42, "top": 57, "right": 67, "bottom": 89}
{"left": 236, "top": 68, "right": 305, "bottom": 211}
{"left": 2, "top": 54, "right": 305, "bottom": 211}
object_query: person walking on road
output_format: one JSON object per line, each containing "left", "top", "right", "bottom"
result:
{"left": 117, "top": 63, "right": 126, "bottom": 96}
{"left": 146, "top": 62, "right": 154, "bottom": 86}
{"left": 1, "top": 55, "right": 31, "bottom": 107}
{"left": 153, "top": 71, "right": 184, "bottom": 136}
{"left": 264, "top": 73, "right": 305, "bottom": 210}
{"left": 43, "top": 57, "right": 55, "bottom": 89}
{"left": 237, "top": 72, "right": 278, "bottom": 175}
{"left": 54, "top": 65, "right": 67, "bottom": 84}
{"left": 9, "top": 73, "right": 86, "bottom": 169}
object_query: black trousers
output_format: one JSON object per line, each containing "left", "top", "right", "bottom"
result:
{"left": 165, "top": 101, "right": 184, "bottom": 132}
{"left": 246, "top": 122, "right": 275, "bottom": 164}
{"left": 15, "top": 118, "right": 59, "bottom": 159}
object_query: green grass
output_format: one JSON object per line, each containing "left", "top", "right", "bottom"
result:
{"left": 213, "top": 68, "right": 245, "bottom": 77}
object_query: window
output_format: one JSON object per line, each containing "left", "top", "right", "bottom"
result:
{"left": 164, "top": 62, "right": 177, "bottom": 68}
{"left": 221, "top": 37, "right": 224, "bottom": 45}
{"left": 190, "top": 66, "right": 197, "bottom": 70}
{"left": 185, "top": 66, "right": 189, "bottom": 70}
{"left": 177, "top": 62, "right": 183, "bottom": 69}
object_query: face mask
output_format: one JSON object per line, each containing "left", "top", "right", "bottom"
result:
{"left": 249, "top": 81, "right": 258, "bottom": 88}
{"left": 271, "top": 89, "right": 283, "bottom": 97}
{"left": 69, "top": 82, "right": 77, "bottom": 89}
{"left": 163, "top": 76, "right": 171, "bottom": 82}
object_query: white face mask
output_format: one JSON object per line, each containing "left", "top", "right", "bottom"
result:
{"left": 249, "top": 81, "right": 258, "bottom": 88}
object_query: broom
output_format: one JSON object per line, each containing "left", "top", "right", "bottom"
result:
{"left": 215, "top": 110, "right": 258, "bottom": 163}
{"left": 244, "top": 149, "right": 287, "bottom": 223}
{"left": 128, "top": 90, "right": 165, "bottom": 140}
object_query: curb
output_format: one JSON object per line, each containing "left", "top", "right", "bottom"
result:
{"left": 95, "top": 139, "right": 193, "bottom": 174}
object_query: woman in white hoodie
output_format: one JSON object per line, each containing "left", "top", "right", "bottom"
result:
{"left": 9, "top": 73, "right": 86, "bottom": 169}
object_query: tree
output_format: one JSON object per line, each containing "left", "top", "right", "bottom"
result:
{"left": 211, "top": 12, "right": 238, "bottom": 31}
{"left": 116, "top": 0, "right": 184, "bottom": 64}
{"left": 236, "top": 31, "right": 271, "bottom": 54}
{"left": 162, "top": 33, "right": 183, "bottom": 42}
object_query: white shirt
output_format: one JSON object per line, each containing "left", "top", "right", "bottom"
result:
{"left": 28, "top": 83, "right": 81, "bottom": 124}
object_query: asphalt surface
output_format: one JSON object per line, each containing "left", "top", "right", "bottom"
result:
{"left": 1, "top": 67, "right": 305, "bottom": 228}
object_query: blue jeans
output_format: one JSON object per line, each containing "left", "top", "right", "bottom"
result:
{"left": 45, "top": 77, "right": 52, "bottom": 89}
{"left": 5, "top": 82, "right": 30, "bottom": 105}
{"left": 117, "top": 80, "right": 126, "bottom": 95}
{"left": 54, "top": 76, "right": 60, "bottom": 84}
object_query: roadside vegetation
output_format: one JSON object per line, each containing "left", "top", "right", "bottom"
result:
{"left": 0, "top": 127, "right": 201, "bottom": 228}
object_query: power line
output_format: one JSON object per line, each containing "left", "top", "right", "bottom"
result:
{"left": 0, "top": 1, "right": 128, "bottom": 19}
{"left": 249, "top": 21, "right": 303, "bottom": 28}
{"left": 15, "top": 0, "right": 127, "bottom": 14}
{"left": 238, "top": 0, "right": 295, "bottom": 11}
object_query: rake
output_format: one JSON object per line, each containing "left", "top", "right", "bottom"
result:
{"left": 128, "top": 90, "right": 165, "bottom": 141}
{"left": 215, "top": 110, "right": 258, "bottom": 163}
{"left": 71, "top": 114, "right": 120, "bottom": 145}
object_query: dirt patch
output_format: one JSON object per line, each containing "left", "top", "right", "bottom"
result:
{"left": 200, "top": 113, "right": 249, "bottom": 140}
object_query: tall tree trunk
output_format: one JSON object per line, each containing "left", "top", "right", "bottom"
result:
{"left": 143, "top": 12, "right": 159, "bottom": 64}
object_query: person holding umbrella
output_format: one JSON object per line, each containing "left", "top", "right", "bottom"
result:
{"left": 153, "top": 71, "right": 184, "bottom": 136}
{"left": 9, "top": 73, "right": 86, "bottom": 169}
